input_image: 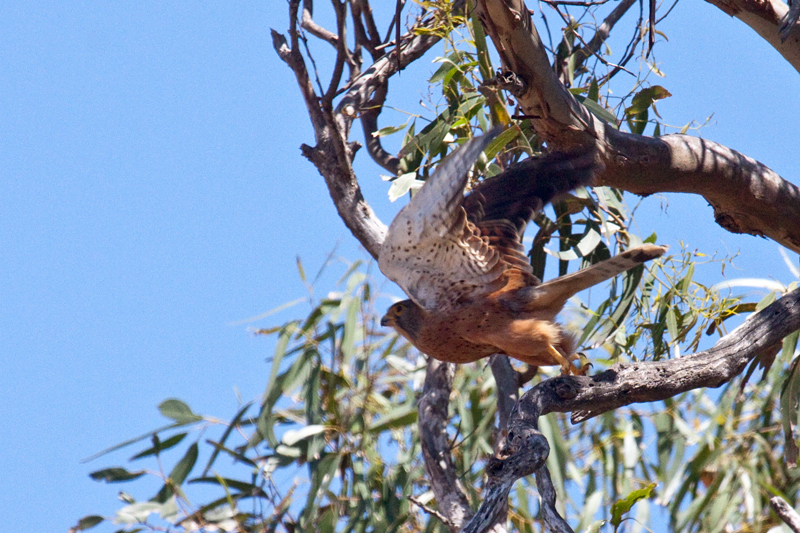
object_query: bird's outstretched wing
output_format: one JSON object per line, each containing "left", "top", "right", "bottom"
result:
{"left": 379, "top": 129, "right": 602, "bottom": 312}
{"left": 378, "top": 129, "right": 505, "bottom": 311}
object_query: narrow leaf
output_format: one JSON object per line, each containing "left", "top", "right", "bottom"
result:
{"left": 89, "top": 467, "right": 146, "bottom": 483}
{"left": 71, "top": 515, "right": 104, "bottom": 531}
{"left": 131, "top": 433, "right": 187, "bottom": 460}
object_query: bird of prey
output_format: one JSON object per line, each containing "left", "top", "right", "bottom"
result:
{"left": 378, "top": 129, "right": 666, "bottom": 374}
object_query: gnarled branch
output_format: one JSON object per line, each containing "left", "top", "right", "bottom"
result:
{"left": 418, "top": 359, "right": 473, "bottom": 532}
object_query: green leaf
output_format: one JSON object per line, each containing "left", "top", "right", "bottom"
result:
{"left": 202, "top": 401, "right": 253, "bottom": 476}
{"left": 756, "top": 290, "right": 777, "bottom": 311}
{"left": 158, "top": 399, "right": 202, "bottom": 424}
{"left": 666, "top": 307, "right": 679, "bottom": 342}
{"left": 189, "top": 476, "right": 268, "bottom": 497}
{"left": 781, "top": 355, "right": 800, "bottom": 467}
{"left": 483, "top": 126, "right": 518, "bottom": 161}
{"left": 387, "top": 172, "right": 424, "bottom": 202}
{"left": 81, "top": 421, "right": 185, "bottom": 462}
{"left": 610, "top": 483, "right": 656, "bottom": 529}
{"left": 282, "top": 424, "right": 332, "bottom": 446}
{"left": 626, "top": 86, "right": 672, "bottom": 115}
{"left": 588, "top": 78, "right": 599, "bottom": 102}
{"left": 576, "top": 95, "right": 618, "bottom": 127}
{"left": 71, "top": 515, "right": 104, "bottom": 531}
{"left": 153, "top": 442, "right": 199, "bottom": 503}
{"left": 170, "top": 442, "right": 199, "bottom": 485}
{"left": 367, "top": 403, "right": 418, "bottom": 434}
{"left": 131, "top": 433, "right": 187, "bottom": 460}
{"left": 89, "top": 467, "right": 146, "bottom": 483}
{"left": 114, "top": 502, "right": 163, "bottom": 524}
{"left": 373, "top": 118, "right": 411, "bottom": 138}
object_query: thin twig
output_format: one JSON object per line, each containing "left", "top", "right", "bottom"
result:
{"left": 409, "top": 495, "right": 456, "bottom": 528}
{"left": 552, "top": 4, "right": 635, "bottom": 77}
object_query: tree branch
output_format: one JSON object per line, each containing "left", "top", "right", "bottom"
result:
{"left": 600, "top": 130, "right": 800, "bottom": 254}
{"left": 576, "top": 0, "right": 637, "bottom": 60}
{"left": 418, "top": 359, "right": 473, "bottom": 532}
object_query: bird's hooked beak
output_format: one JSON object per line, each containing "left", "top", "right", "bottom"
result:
{"left": 380, "top": 313, "right": 393, "bottom": 327}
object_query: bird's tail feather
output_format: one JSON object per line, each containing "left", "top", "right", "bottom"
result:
{"left": 531, "top": 244, "right": 668, "bottom": 309}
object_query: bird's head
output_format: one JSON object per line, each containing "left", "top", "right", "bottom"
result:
{"left": 380, "top": 299, "right": 423, "bottom": 343}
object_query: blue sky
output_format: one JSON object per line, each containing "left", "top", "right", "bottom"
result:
{"left": 2, "top": 2, "right": 798, "bottom": 531}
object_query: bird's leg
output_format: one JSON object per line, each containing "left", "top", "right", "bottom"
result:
{"left": 546, "top": 344, "right": 575, "bottom": 375}
{"left": 546, "top": 345, "right": 591, "bottom": 376}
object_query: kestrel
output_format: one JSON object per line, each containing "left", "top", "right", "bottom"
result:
{"left": 379, "top": 129, "right": 666, "bottom": 374}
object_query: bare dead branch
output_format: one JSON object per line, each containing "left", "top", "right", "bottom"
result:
{"left": 275, "top": 2, "right": 386, "bottom": 258}
{"left": 322, "top": 1, "right": 348, "bottom": 105}
{"left": 572, "top": 0, "right": 637, "bottom": 66}
{"left": 551, "top": 4, "right": 635, "bottom": 77}
{"left": 302, "top": 7, "right": 339, "bottom": 47}
{"left": 352, "top": 0, "right": 382, "bottom": 54}
{"left": 489, "top": 355, "right": 519, "bottom": 433}
{"left": 535, "top": 467, "right": 575, "bottom": 533}
{"left": 703, "top": 0, "right": 800, "bottom": 73}
{"left": 359, "top": 81, "right": 401, "bottom": 174}
{"left": 771, "top": 496, "right": 800, "bottom": 533}
{"left": 409, "top": 495, "right": 456, "bottom": 528}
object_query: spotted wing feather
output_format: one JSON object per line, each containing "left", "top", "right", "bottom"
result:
{"left": 378, "top": 129, "right": 505, "bottom": 311}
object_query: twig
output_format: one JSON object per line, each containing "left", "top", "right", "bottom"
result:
{"left": 552, "top": 3, "right": 635, "bottom": 77}
{"left": 409, "top": 495, "right": 456, "bottom": 528}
